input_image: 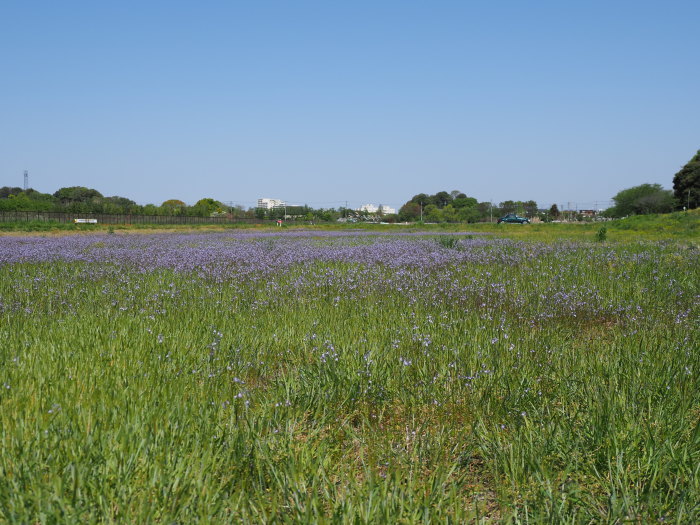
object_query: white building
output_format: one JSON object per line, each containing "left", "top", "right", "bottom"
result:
{"left": 257, "top": 198, "right": 286, "bottom": 210}
{"left": 358, "top": 204, "right": 396, "bottom": 215}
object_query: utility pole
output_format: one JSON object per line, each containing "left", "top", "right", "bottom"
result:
{"left": 420, "top": 202, "right": 423, "bottom": 223}
{"left": 24, "top": 170, "right": 28, "bottom": 191}
{"left": 490, "top": 201, "right": 493, "bottom": 223}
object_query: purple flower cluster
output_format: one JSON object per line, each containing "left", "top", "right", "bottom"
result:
{"left": 1, "top": 231, "right": 697, "bottom": 329}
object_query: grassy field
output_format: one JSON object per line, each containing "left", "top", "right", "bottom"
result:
{"left": 1, "top": 209, "right": 698, "bottom": 243}
{"left": 0, "top": 226, "right": 698, "bottom": 522}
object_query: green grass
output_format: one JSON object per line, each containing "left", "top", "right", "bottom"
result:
{"left": 0, "top": 234, "right": 698, "bottom": 522}
{"left": 450, "top": 210, "right": 700, "bottom": 242}
{"left": 2, "top": 210, "right": 698, "bottom": 243}
{"left": 0, "top": 220, "right": 269, "bottom": 233}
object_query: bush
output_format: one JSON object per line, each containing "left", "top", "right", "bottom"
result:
{"left": 436, "top": 235, "right": 459, "bottom": 249}
{"left": 595, "top": 226, "right": 607, "bottom": 242}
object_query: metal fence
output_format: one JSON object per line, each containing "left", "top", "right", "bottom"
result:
{"left": 0, "top": 211, "right": 268, "bottom": 225}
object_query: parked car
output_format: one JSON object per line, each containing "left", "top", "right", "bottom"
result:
{"left": 497, "top": 213, "right": 530, "bottom": 224}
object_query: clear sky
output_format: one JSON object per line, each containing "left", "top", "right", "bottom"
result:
{"left": 1, "top": 1, "right": 698, "bottom": 211}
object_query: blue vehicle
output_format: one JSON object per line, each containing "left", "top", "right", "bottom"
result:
{"left": 497, "top": 213, "right": 530, "bottom": 224}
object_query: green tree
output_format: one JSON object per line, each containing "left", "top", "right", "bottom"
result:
{"left": 410, "top": 193, "right": 430, "bottom": 206}
{"left": 142, "top": 204, "right": 159, "bottom": 215}
{"left": 476, "top": 202, "right": 493, "bottom": 221}
{"left": 423, "top": 204, "right": 441, "bottom": 222}
{"left": 398, "top": 202, "right": 421, "bottom": 221}
{"left": 607, "top": 184, "right": 675, "bottom": 217}
{"left": 25, "top": 189, "right": 58, "bottom": 206}
{"left": 161, "top": 199, "right": 186, "bottom": 216}
{"left": 672, "top": 149, "right": 700, "bottom": 209}
{"left": 53, "top": 186, "right": 103, "bottom": 206}
{"left": 452, "top": 196, "right": 477, "bottom": 209}
{"left": 103, "top": 196, "right": 136, "bottom": 214}
{"left": 0, "top": 187, "right": 23, "bottom": 199}
{"left": 400, "top": 190, "right": 478, "bottom": 221}
{"left": 441, "top": 204, "right": 458, "bottom": 223}
{"left": 523, "top": 200, "right": 538, "bottom": 217}
{"left": 312, "top": 208, "right": 338, "bottom": 222}
{"left": 549, "top": 204, "right": 560, "bottom": 218}
{"left": 499, "top": 200, "right": 517, "bottom": 214}
{"left": 230, "top": 204, "right": 251, "bottom": 219}
{"left": 457, "top": 206, "right": 481, "bottom": 223}
{"left": 0, "top": 189, "right": 55, "bottom": 211}
{"left": 191, "top": 198, "right": 225, "bottom": 217}
{"left": 434, "top": 191, "right": 451, "bottom": 208}
{"left": 0, "top": 193, "right": 30, "bottom": 211}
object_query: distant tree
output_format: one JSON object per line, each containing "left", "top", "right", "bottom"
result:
{"left": 672, "top": 149, "right": 700, "bottom": 209}
{"left": 423, "top": 204, "right": 441, "bottom": 222}
{"left": 312, "top": 208, "right": 338, "bottom": 222}
{"left": 452, "top": 196, "right": 478, "bottom": 209}
{"left": 162, "top": 199, "right": 186, "bottom": 207}
{"left": 608, "top": 183, "right": 675, "bottom": 217}
{"left": 53, "top": 186, "right": 103, "bottom": 205}
{"left": 0, "top": 188, "right": 55, "bottom": 211}
{"left": 269, "top": 207, "right": 285, "bottom": 220}
{"left": 0, "top": 187, "right": 24, "bottom": 199}
{"left": 499, "top": 200, "right": 517, "bottom": 214}
{"left": 161, "top": 199, "right": 186, "bottom": 216}
{"left": 404, "top": 193, "right": 425, "bottom": 206}
{"left": 476, "top": 202, "right": 493, "bottom": 221}
{"left": 523, "top": 200, "right": 538, "bottom": 217}
{"left": 633, "top": 191, "right": 676, "bottom": 214}
{"left": 190, "top": 198, "right": 226, "bottom": 217}
{"left": 440, "top": 204, "right": 458, "bottom": 223}
{"left": 433, "top": 191, "right": 451, "bottom": 208}
{"left": 104, "top": 196, "right": 135, "bottom": 207}
{"left": 400, "top": 190, "right": 479, "bottom": 221}
{"left": 0, "top": 192, "right": 36, "bottom": 211}
{"left": 549, "top": 204, "right": 560, "bottom": 218}
{"left": 457, "top": 206, "right": 480, "bottom": 223}
{"left": 102, "top": 196, "right": 136, "bottom": 214}
{"left": 398, "top": 202, "right": 421, "bottom": 221}
{"left": 24, "top": 188, "right": 56, "bottom": 202}
{"left": 230, "top": 204, "right": 251, "bottom": 219}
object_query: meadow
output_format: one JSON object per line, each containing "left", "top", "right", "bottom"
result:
{"left": 0, "top": 229, "right": 698, "bottom": 522}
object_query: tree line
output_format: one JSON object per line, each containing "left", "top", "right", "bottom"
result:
{"left": 397, "top": 190, "right": 541, "bottom": 223}
{"left": 603, "top": 150, "right": 699, "bottom": 217}
{"left": 399, "top": 149, "right": 699, "bottom": 222}
{"left": 0, "top": 186, "right": 367, "bottom": 222}
{"left": 2, "top": 149, "right": 696, "bottom": 222}
{"left": 0, "top": 186, "right": 243, "bottom": 217}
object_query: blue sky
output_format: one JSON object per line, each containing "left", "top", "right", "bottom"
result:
{"left": 1, "top": 1, "right": 698, "bottom": 211}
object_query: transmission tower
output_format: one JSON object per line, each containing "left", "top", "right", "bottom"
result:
{"left": 24, "top": 170, "right": 28, "bottom": 190}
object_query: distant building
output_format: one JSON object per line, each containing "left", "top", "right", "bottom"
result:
{"left": 579, "top": 209, "right": 597, "bottom": 218}
{"left": 257, "top": 198, "right": 285, "bottom": 210}
{"left": 358, "top": 204, "right": 396, "bottom": 215}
